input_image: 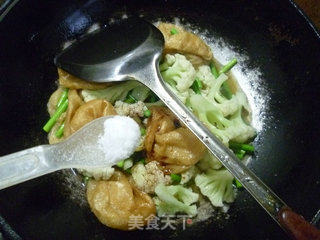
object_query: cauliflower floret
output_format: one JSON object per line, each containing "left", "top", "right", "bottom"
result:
{"left": 165, "top": 54, "right": 176, "bottom": 65}
{"left": 166, "top": 84, "right": 192, "bottom": 104}
{"left": 225, "top": 115, "right": 256, "bottom": 143}
{"left": 180, "top": 166, "right": 200, "bottom": 184}
{"left": 195, "top": 65, "right": 215, "bottom": 87}
{"left": 81, "top": 81, "right": 140, "bottom": 103}
{"left": 195, "top": 69, "right": 248, "bottom": 117}
{"left": 79, "top": 167, "right": 115, "bottom": 180}
{"left": 154, "top": 184, "right": 199, "bottom": 217}
{"left": 131, "top": 161, "right": 171, "bottom": 194}
{"left": 202, "top": 73, "right": 238, "bottom": 117}
{"left": 114, "top": 100, "right": 147, "bottom": 118}
{"left": 160, "top": 54, "right": 196, "bottom": 93}
{"left": 195, "top": 168, "right": 235, "bottom": 207}
{"left": 189, "top": 94, "right": 256, "bottom": 145}
{"left": 197, "top": 151, "right": 223, "bottom": 171}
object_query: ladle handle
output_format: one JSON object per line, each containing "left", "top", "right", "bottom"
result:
{"left": 0, "top": 145, "right": 56, "bottom": 190}
{"left": 279, "top": 208, "right": 320, "bottom": 240}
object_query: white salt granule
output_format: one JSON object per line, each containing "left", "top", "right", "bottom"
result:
{"left": 97, "top": 116, "right": 140, "bottom": 164}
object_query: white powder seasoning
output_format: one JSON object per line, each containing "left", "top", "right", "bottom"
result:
{"left": 97, "top": 116, "right": 140, "bottom": 165}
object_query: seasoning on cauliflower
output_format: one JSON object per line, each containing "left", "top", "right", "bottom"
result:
{"left": 154, "top": 184, "right": 199, "bottom": 216}
{"left": 131, "top": 161, "right": 171, "bottom": 194}
{"left": 195, "top": 168, "right": 235, "bottom": 207}
{"left": 79, "top": 167, "right": 115, "bottom": 180}
{"left": 114, "top": 100, "right": 147, "bottom": 118}
{"left": 160, "top": 53, "right": 196, "bottom": 93}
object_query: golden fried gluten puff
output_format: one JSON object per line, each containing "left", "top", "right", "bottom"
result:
{"left": 58, "top": 68, "right": 110, "bottom": 90}
{"left": 158, "top": 23, "right": 213, "bottom": 61}
{"left": 184, "top": 54, "right": 209, "bottom": 68}
{"left": 145, "top": 107, "right": 206, "bottom": 174}
{"left": 47, "top": 87, "right": 64, "bottom": 116}
{"left": 69, "top": 99, "right": 116, "bottom": 133}
{"left": 154, "top": 128, "right": 205, "bottom": 165}
{"left": 87, "top": 171, "right": 156, "bottom": 230}
{"left": 145, "top": 107, "right": 176, "bottom": 153}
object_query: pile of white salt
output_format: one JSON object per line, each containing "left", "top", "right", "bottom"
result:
{"left": 97, "top": 116, "right": 140, "bottom": 164}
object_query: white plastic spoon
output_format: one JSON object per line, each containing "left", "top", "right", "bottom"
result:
{"left": 0, "top": 116, "right": 140, "bottom": 190}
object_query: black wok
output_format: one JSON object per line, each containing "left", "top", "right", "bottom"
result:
{"left": 0, "top": 0, "right": 319, "bottom": 239}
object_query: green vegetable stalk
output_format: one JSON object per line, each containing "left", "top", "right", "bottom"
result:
{"left": 220, "top": 82, "right": 233, "bottom": 100}
{"left": 139, "top": 158, "right": 146, "bottom": 165}
{"left": 210, "top": 59, "right": 238, "bottom": 99}
{"left": 210, "top": 62, "right": 219, "bottom": 79}
{"left": 140, "top": 127, "right": 146, "bottom": 136}
{"left": 235, "top": 149, "right": 246, "bottom": 159}
{"left": 116, "top": 158, "right": 133, "bottom": 171}
{"left": 116, "top": 160, "right": 125, "bottom": 168}
{"left": 131, "top": 85, "right": 150, "bottom": 102}
{"left": 219, "top": 58, "right": 237, "bottom": 75}
{"left": 233, "top": 179, "right": 243, "bottom": 189}
{"left": 170, "top": 28, "right": 178, "bottom": 35}
{"left": 83, "top": 176, "right": 91, "bottom": 185}
{"left": 124, "top": 92, "right": 137, "bottom": 103}
{"left": 56, "top": 89, "right": 69, "bottom": 108}
{"left": 171, "top": 173, "right": 182, "bottom": 184}
{"left": 43, "top": 99, "right": 68, "bottom": 132}
{"left": 191, "top": 78, "right": 203, "bottom": 94}
{"left": 229, "top": 142, "right": 254, "bottom": 153}
{"left": 144, "top": 109, "right": 151, "bottom": 118}
{"left": 146, "top": 92, "right": 159, "bottom": 103}
{"left": 55, "top": 122, "right": 65, "bottom": 138}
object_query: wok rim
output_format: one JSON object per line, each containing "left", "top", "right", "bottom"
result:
{"left": 0, "top": 0, "right": 319, "bottom": 239}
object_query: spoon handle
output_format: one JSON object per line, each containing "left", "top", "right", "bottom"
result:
{"left": 0, "top": 145, "right": 57, "bottom": 190}
{"left": 144, "top": 64, "right": 287, "bottom": 224}
{"left": 279, "top": 208, "right": 320, "bottom": 240}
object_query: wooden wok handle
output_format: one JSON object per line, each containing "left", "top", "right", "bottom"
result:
{"left": 279, "top": 208, "right": 320, "bottom": 240}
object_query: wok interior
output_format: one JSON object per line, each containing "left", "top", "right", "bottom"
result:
{"left": 0, "top": 0, "right": 319, "bottom": 239}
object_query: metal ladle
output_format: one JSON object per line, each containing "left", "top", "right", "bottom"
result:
{"left": 55, "top": 17, "right": 320, "bottom": 240}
